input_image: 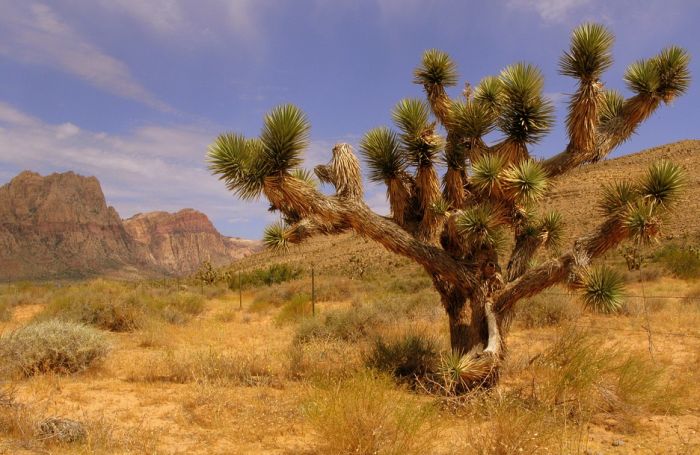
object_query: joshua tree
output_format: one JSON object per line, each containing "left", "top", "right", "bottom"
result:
{"left": 208, "top": 24, "right": 689, "bottom": 384}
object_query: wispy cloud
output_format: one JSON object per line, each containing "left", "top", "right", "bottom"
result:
{"left": 506, "top": 0, "right": 593, "bottom": 23}
{"left": 97, "top": 0, "right": 265, "bottom": 49}
{"left": 0, "top": 2, "right": 173, "bottom": 112}
{"left": 0, "top": 101, "right": 270, "bottom": 236}
{"left": 0, "top": 101, "right": 350, "bottom": 238}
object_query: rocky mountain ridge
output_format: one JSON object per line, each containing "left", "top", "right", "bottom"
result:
{"left": 0, "top": 171, "right": 259, "bottom": 280}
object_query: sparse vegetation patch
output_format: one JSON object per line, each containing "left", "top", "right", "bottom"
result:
{"left": 0, "top": 320, "right": 109, "bottom": 377}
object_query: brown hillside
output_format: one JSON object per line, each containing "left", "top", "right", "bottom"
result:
{"left": 233, "top": 140, "right": 700, "bottom": 274}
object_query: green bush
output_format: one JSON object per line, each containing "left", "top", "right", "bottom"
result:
{"left": 654, "top": 244, "right": 700, "bottom": 280}
{"left": 230, "top": 264, "right": 302, "bottom": 290}
{"left": 364, "top": 333, "right": 439, "bottom": 380}
{"left": 0, "top": 320, "right": 109, "bottom": 377}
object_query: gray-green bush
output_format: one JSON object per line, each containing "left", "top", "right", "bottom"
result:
{"left": 0, "top": 320, "right": 109, "bottom": 377}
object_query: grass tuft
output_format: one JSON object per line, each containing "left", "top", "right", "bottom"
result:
{"left": 304, "top": 373, "right": 435, "bottom": 455}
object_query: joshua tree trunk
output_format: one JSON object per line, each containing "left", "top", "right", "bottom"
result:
{"left": 447, "top": 298, "right": 488, "bottom": 355}
{"left": 208, "top": 23, "right": 688, "bottom": 388}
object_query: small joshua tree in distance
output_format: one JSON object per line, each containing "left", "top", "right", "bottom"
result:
{"left": 208, "top": 23, "right": 689, "bottom": 386}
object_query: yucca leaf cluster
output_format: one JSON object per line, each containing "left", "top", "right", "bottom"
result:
{"left": 208, "top": 104, "right": 310, "bottom": 200}
{"left": 599, "top": 160, "right": 683, "bottom": 244}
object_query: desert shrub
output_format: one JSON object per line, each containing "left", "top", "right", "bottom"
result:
{"left": 0, "top": 297, "right": 12, "bottom": 321}
{"left": 654, "top": 244, "right": 700, "bottom": 280}
{"left": 530, "top": 328, "right": 679, "bottom": 417}
{"left": 275, "top": 293, "right": 312, "bottom": 324}
{"left": 315, "top": 277, "right": 366, "bottom": 302}
{"left": 683, "top": 284, "right": 700, "bottom": 306}
{"left": 514, "top": 292, "right": 578, "bottom": 328}
{"left": 295, "top": 305, "right": 384, "bottom": 343}
{"left": 386, "top": 272, "right": 432, "bottom": 294}
{"left": 534, "top": 329, "right": 614, "bottom": 413}
{"left": 364, "top": 332, "right": 439, "bottom": 380}
{"left": 0, "top": 320, "right": 109, "bottom": 377}
{"left": 461, "top": 393, "right": 561, "bottom": 454}
{"left": 39, "top": 281, "right": 143, "bottom": 331}
{"left": 38, "top": 281, "right": 205, "bottom": 330}
{"left": 249, "top": 280, "right": 307, "bottom": 311}
{"left": 150, "top": 291, "right": 205, "bottom": 325}
{"left": 372, "top": 289, "right": 439, "bottom": 321}
{"left": 287, "top": 338, "right": 362, "bottom": 381}
{"left": 613, "top": 354, "right": 682, "bottom": 414}
{"left": 303, "top": 373, "right": 435, "bottom": 455}
{"left": 131, "top": 349, "right": 276, "bottom": 386}
{"left": 230, "top": 263, "right": 302, "bottom": 290}
{"left": 0, "top": 387, "right": 38, "bottom": 447}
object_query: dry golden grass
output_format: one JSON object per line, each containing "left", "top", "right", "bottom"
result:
{"left": 0, "top": 271, "right": 699, "bottom": 454}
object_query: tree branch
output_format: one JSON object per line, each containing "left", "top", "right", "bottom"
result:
{"left": 494, "top": 217, "right": 627, "bottom": 314}
{"left": 266, "top": 146, "right": 480, "bottom": 291}
{"left": 542, "top": 94, "right": 660, "bottom": 177}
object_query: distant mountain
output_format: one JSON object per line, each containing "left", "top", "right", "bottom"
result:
{"left": 0, "top": 171, "right": 260, "bottom": 280}
{"left": 124, "top": 209, "right": 260, "bottom": 275}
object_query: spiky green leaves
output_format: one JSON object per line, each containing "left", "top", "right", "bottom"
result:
{"left": 539, "top": 211, "right": 564, "bottom": 250}
{"left": 290, "top": 168, "right": 317, "bottom": 188}
{"left": 596, "top": 161, "right": 682, "bottom": 244}
{"left": 260, "top": 104, "right": 310, "bottom": 173}
{"left": 625, "top": 47, "right": 691, "bottom": 102}
{"left": 450, "top": 100, "right": 496, "bottom": 139}
{"left": 413, "top": 49, "right": 458, "bottom": 87}
{"left": 474, "top": 76, "right": 504, "bottom": 112}
{"left": 599, "top": 90, "right": 624, "bottom": 126}
{"left": 456, "top": 204, "right": 506, "bottom": 250}
{"left": 359, "top": 127, "right": 406, "bottom": 182}
{"left": 263, "top": 222, "right": 290, "bottom": 252}
{"left": 640, "top": 160, "right": 683, "bottom": 207}
{"left": 560, "top": 23, "right": 614, "bottom": 80}
{"left": 471, "top": 154, "right": 507, "bottom": 197}
{"left": 599, "top": 181, "right": 638, "bottom": 216}
{"left": 471, "top": 156, "right": 549, "bottom": 203}
{"left": 207, "top": 133, "right": 266, "bottom": 200}
{"left": 392, "top": 99, "right": 441, "bottom": 167}
{"left": 581, "top": 266, "right": 625, "bottom": 313}
{"left": 624, "top": 201, "right": 661, "bottom": 244}
{"left": 655, "top": 46, "right": 691, "bottom": 103}
{"left": 503, "top": 159, "right": 549, "bottom": 203}
{"left": 625, "top": 59, "right": 659, "bottom": 95}
{"left": 207, "top": 104, "right": 311, "bottom": 200}
{"left": 498, "top": 63, "right": 554, "bottom": 143}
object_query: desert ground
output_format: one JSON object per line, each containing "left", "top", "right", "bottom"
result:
{"left": 1, "top": 243, "right": 699, "bottom": 454}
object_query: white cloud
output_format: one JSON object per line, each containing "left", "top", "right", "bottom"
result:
{"left": 97, "top": 0, "right": 264, "bottom": 49}
{"left": 507, "top": 0, "right": 593, "bottom": 23}
{"left": 0, "top": 103, "right": 40, "bottom": 127}
{"left": 0, "top": 101, "right": 351, "bottom": 238}
{"left": 0, "top": 101, "right": 266, "bottom": 236}
{"left": 0, "top": 2, "right": 172, "bottom": 112}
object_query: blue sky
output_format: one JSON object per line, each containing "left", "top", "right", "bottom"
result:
{"left": 0, "top": 0, "right": 698, "bottom": 239}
